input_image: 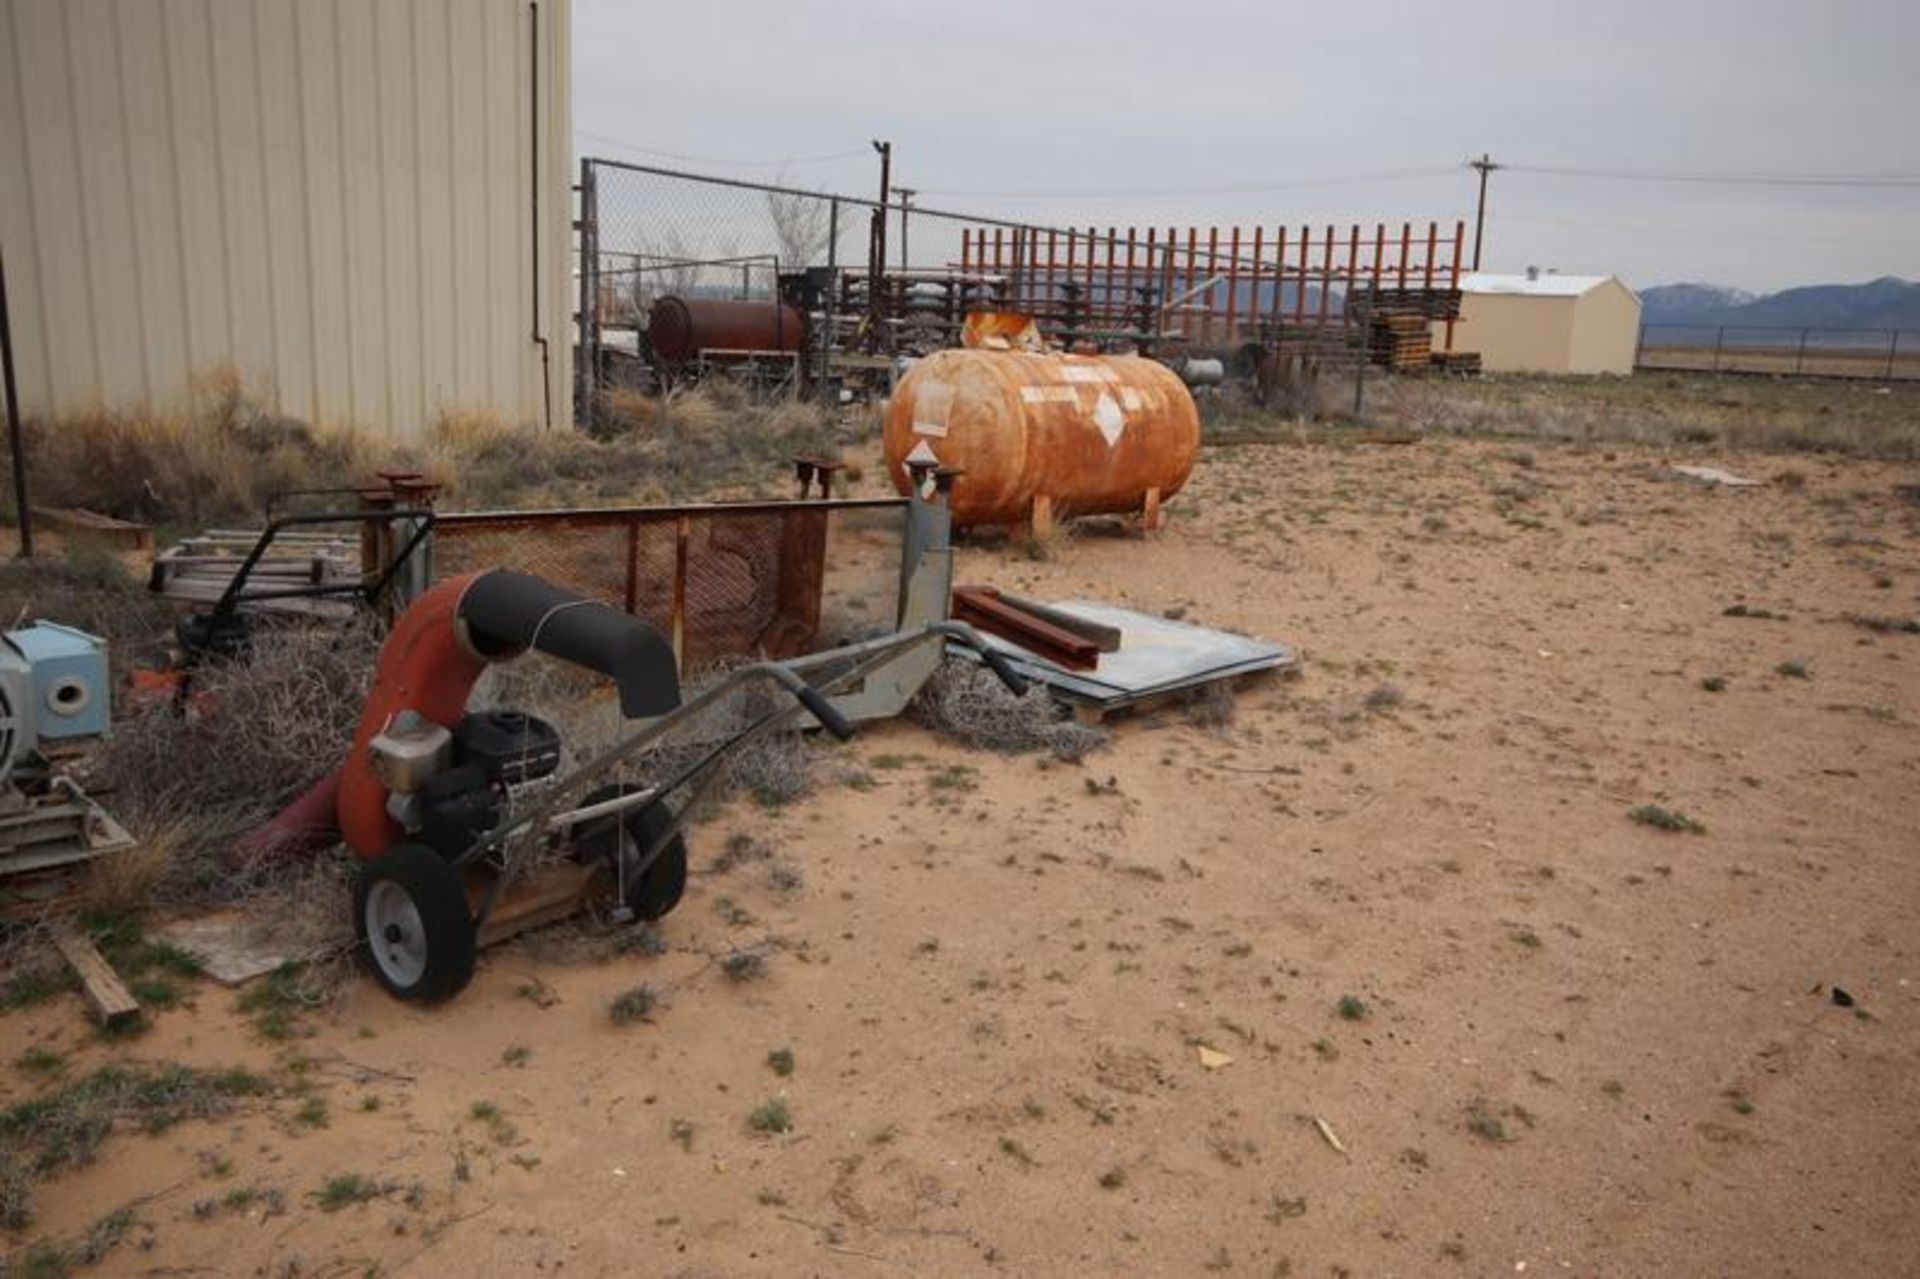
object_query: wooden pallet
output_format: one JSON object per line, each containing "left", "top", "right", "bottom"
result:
{"left": 1430, "top": 350, "right": 1483, "bottom": 374}
{"left": 151, "top": 528, "right": 362, "bottom": 618}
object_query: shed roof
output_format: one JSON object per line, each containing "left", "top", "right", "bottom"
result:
{"left": 1460, "top": 272, "right": 1616, "bottom": 298}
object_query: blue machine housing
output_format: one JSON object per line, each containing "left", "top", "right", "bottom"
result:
{"left": 3, "top": 622, "right": 111, "bottom": 741}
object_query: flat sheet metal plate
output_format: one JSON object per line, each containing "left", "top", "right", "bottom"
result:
{"left": 967, "top": 600, "right": 1296, "bottom": 708}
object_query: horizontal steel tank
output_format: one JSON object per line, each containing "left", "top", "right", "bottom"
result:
{"left": 647, "top": 297, "right": 806, "bottom": 365}
{"left": 883, "top": 348, "right": 1200, "bottom": 530}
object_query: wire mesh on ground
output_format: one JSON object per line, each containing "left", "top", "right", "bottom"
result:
{"left": 909, "top": 656, "right": 1108, "bottom": 761}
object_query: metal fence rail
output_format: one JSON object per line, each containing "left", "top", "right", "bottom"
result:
{"left": 1636, "top": 324, "right": 1919, "bottom": 380}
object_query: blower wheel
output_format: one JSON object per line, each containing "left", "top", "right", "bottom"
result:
{"left": 572, "top": 783, "right": 688, "bottom": 922}
{"left": 353, "top": 844, "right": 478, "bottom": 1002}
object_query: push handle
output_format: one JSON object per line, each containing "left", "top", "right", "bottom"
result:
{"left": 795, "top": 684, "right": 856, "bottom": 741}
{"left": 981, "top": 648, "right": 1029, "bottom": 697}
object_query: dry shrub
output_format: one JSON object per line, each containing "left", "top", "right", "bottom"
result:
{"left": 637, "top": 670, "right": 815, "bottom": 810}
{"left": 80, "top": 824, "right": 181, "bottom": 919}
{"left": 1363, "top": 373, "right": 1920, "bottom": 461}
{"left": 602, "top": 388, "right": 662, "bottom": 432}
{"left": 99, "top": 621, "right": 382, "bottom": 902}
{"left": 239, "top": 855, "right": 357, "bottom": 989}
{"left": 17, "top": 365, "right": 392, "bottom": 527}
{"left": 6, "top": 372, "right": 858, "bottom": 536}
{"left": 0, "top": 545, "right": 175, "bottom": 671}
{"left": 910, "top": 657, "right": 1107, "bottom": 761}
{"left": 473, "top": 653, "right": 815, "bottom": 821}
{"left": 1181, "top": 681, "right": 1236, "bottom": 730}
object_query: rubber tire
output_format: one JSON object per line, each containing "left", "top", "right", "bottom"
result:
{"left": 352, "top": 844, "right": 478, "bottom": 1003}
{"left": 572, "top": 783, "right": 688, "bottom": 922}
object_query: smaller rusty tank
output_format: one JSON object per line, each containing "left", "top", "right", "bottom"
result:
{"left": 883, "top": 347, "right": 1200, "bottom": 531}
{"left": 647, "top": 297, "right": 806, "bottom": 365}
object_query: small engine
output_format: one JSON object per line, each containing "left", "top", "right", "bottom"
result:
{"left": 369, "top": 708, "right": 562, "bottom": 861}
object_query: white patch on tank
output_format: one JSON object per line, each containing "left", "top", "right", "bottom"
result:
{"left": 1092, "top": 391, "right": 1126, "bottom": 447}
{"left": 911, "top": 378, "right": 954, "bottom": 437}
{"left": 1019, "top": 385, "right": 1079, "bottom": 404}
{"left": 1061, "top": 364, "right": 1118, "bottom": 383}
{"left": 904, "top": 439, "right": 940, "bottom": 467}
{"left": 1120, "top": 387, "right": 1143, "bottom": 411}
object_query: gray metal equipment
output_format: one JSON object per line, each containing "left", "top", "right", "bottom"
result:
{"left": 0, "top": 622, "right": 135, "bottom": 881}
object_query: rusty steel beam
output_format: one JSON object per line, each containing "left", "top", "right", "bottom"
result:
{"left": 1318, "top": 225, "right": 1334, "bottom": 324}
{"left": 1124, "top": 226, "right": 1138, "bottom": 334}
{"left": 1103, "top": 226, "right": 1119, "bottom": 332}
{"left": 1084, "top": 225, "right": 1098, "bottom": 335}
{"left": 952, "top": 586, "right": 1099, "bottom": 671}
{"left": 1247, "top": 226, "right": 1264, "bottom": 338}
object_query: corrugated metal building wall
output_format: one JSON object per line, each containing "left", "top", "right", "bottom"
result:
{"left": 0, "top": 0, "right": 572, "bottom": 439}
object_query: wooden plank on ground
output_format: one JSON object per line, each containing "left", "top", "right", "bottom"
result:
{"left": 32, "top": 507, "right": 153, "bottom": 550}
{"left": 49, "top": 922, "right": 141, "bottom": 1029}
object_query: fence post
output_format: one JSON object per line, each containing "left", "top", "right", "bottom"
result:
{"left": 1888, "top": 330, "right": 1901, "bottom": 380}
{"left": 1711, "top": 325, "right": 1724, "bottom": 374}
{"left": 1794, "top": 328, "right": 1808, "bottom": 376}
{"left": 576, "top": 158, "right": 598, "bottom": 432}
{"left": 821, "top": 199, "right": 839, "bottom": 398}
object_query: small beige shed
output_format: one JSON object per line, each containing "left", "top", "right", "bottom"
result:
{"left": 1446, "top": 272, "right": 1641, "bottom": 375}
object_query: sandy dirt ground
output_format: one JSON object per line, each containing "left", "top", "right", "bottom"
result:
{"left": 6, "top": 436, "right": 1920, "bottom": 1278}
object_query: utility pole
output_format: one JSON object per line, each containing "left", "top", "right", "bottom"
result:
{"left": 868, "top": 139, "right": 892, "bottom": 351}
{"left": 1469, "top": 153, "right": 1500, "bottom": 272}
{"left": 894, "top": 187, "right": 916, "bottom": 272}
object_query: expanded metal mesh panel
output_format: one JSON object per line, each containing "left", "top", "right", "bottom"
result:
{"left": 431, "top": 507, "right": 840, "bottom": 669}
{"left": 432, "top": 522, "right": 631, "bottom": 609}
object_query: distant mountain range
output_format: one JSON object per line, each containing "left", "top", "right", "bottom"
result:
{"left": 1639, "top": 277, "right": 1920, "bottom": 332}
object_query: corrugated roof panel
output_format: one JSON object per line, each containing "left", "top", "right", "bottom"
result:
{"left": 1459, "top": 272, "right": 1614, "bottom": 298}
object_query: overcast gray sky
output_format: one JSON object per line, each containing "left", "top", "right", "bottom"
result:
{"left": 573, "top": 0, "right": 1920, "bottom": 293}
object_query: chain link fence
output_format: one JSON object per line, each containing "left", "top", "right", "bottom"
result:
{"left": 573, "top": 158, "right": 1468, "bottom": 425}
{"left": 1636, "top": 324, "right": 1920, "bottom": 380}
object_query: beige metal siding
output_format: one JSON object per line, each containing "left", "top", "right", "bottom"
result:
{"left": 1566, "top": 278, "right": 1641, "bottom": 375}
{"left": 1451, "top": 294, "right": 1579, "bottom": 374}
{"left": 0, "top": 0, "right": 571, "bottom": 439}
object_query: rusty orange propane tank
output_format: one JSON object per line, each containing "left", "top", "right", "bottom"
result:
{"left": 883, "top": 348, "right": 1200, "bottom": 530}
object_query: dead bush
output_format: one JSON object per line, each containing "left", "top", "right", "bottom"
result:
{"left": 0, "top": 546, "right": 176, "bottom": 672}
{"left": 17, "top": 367, "right": 390, "bottom": 527}
{"left": 910, "top": 657, "right": 1107, "bottom": 761}
{"left": 98, "top": 622, "right": 382, "bottom": 902}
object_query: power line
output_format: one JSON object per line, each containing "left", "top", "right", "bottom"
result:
{"left": 913, "top": 166, "right": 1458, "bottom": 201}
{"left": 573, "top": 129, "right": 870, "bottom": 170}
{"left": 1502, "top": 162, "right": 1920, "bottom": 189}
{"left": 1496, "top": 211, "right": 1920, "bottom": 249}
